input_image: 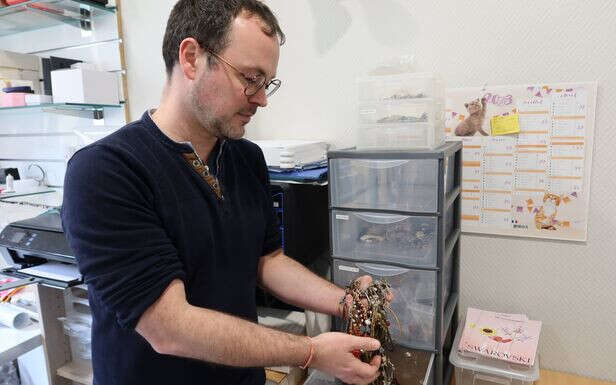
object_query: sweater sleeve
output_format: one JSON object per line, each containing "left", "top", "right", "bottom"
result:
{"left": 61, "top": 144, "right": 186, "bottom": 330}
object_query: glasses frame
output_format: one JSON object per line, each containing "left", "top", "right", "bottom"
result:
{"left": 206, "top": 50, "right": 281, "bottom": 97}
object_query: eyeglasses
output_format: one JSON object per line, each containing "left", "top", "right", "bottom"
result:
{"left": 207, "top": 50, "right": 281, "bottom": 98}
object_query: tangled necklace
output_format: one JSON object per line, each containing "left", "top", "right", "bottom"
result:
{"left": 341, "top": 280, "right": 400, "bottom": 385}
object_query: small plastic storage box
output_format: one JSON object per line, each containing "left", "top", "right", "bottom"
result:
{"left": 331, "top": 209, "right": 454, "bottom": 267}
{"left": 332, "top": 259, "right": 452, "bottom": 349}
{"left": 358, "top": 99, "right": 443, "bottom": 126}
{"left": 357, "top": 73, "right": 444, "bottom": 102}
{"left": 449, "top": 322, "right": 540, "bottom": 385}
{"left": 58, "top": 314, "right": 92, "bottom": 360}
{"left": 357, "top": 121, "right": 444, "bottom": 150}
{"left": 329, "top": 157, "right": 440, "bottom": 213}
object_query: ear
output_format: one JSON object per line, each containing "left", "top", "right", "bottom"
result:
{"left": 178, "top": 37, "right": 202, "bottom": 81}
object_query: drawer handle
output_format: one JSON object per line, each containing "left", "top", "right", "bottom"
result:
{"left": 356, "top": 263, "right": 409, "bottom": 276}
{"left": 354, "top": 212, "right": 410, "bottom": 224}
{"left": 355, "top": 159, "right": 410, "bottom": 169}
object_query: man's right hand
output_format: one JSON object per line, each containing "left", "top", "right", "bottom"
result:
{"left": 310, "top": 332, "right": 382, "bottom": 385}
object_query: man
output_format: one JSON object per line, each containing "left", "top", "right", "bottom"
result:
{"left": 61, "top": 1, "right": 384, "bottom": 384}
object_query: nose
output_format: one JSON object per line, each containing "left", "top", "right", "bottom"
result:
{"left": 248, "top": 87, "right": 268, "bottom": 107}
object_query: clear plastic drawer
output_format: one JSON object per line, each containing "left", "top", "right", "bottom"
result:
{"left": 332, "top": 259, "right": 439, "bottom": 349}
{"left": 357, "top": 121, "right": 444, "bottom": 150}
{"left": 359, "top": 100, "right": 443, "bottom": 126}
{"left": 331, "top": 210, "right": 438, "bottom": 267}
{"left": 304, "top": 346, "right": 434, "bottom": 385}
{"left": 357, "top": 73, "right": 444, "bottom": 102}
{"left": 329, "top": 157, "right": 439, "bottom": 212}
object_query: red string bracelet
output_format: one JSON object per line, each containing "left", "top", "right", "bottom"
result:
{"left": 299, "top": 337, "right": 315, "bottom": 369}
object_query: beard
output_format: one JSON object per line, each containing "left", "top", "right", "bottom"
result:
{"left": 189, "top": 73, "right": 246, "bottom": 140}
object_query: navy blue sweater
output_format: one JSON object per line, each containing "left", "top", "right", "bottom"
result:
{"left": 61, "top": 111, "right": 281, "bottom": 385}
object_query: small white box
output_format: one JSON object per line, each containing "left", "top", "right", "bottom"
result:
{"left": 51, "top": 68, "right": 119, "bottom": 105}
{"left": 25, "top": 94, "right": 53, "bottom": 105}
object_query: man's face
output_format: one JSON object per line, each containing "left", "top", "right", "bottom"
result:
{"left": 189, "top": 14, "right": 280, "bottom": 140}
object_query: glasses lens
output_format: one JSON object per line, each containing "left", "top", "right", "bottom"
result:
{"left": 245, "top": 75, "right": 266, "bottom": 96}
{"left": 265, "top": 79, "right": 281, "bottom": 97}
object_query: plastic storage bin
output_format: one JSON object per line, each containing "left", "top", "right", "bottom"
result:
{"left": 58, "top": 314, "right": 92, "bottom": 360}
{"left": 357, "top": 121, "right": 444, "bottom": 150}
{"left": 331, "top": 209, "right": 439, "bottom": 267}
{"left": 332, "top": 259, "right": 447, "bottom": 349}
{"left": 449, "top": 322, "right": 540, "bottom": 385}
{"left": 357, "top": 73, "right": 444, "bottom": 102}
{"left": 359, "top": 99, "right": 443, "bottom": 126}
{"left": 329, "top": 157, "right": 439, "bottom": 213}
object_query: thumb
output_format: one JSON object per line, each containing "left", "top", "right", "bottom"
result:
{"left": 356, "top": 275, "right": 373, "bottom": 290}
{"left": 350, "top": 336, "right": 381, "bottom": 352}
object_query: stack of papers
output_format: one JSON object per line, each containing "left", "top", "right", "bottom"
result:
{"left": 253, "top": 140, "right": 328, "bottom": 169}
{"left": 458, "top": 307, "right": 541, "bottom": 366}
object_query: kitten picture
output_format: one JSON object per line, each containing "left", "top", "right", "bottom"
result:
{"left": 455, "top": 97, "right": 490, "bottom": 136}
{"left": 534, "top": 193, "right": 561, "bottom": 230}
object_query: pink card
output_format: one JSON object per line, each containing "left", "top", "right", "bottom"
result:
{"left": 459, "top": 307, "right": 541, "bottom": 366}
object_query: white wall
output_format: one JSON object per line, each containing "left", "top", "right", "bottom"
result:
{"left": 121, "top": 0, "right": 616, "bottom": 380}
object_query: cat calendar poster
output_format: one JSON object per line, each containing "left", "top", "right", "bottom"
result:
{"left": 445, "top": 82, "right": 597, "bottom": 241}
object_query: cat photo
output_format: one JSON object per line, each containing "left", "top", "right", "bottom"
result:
{"left": 534, "top": 193, "right": 561, "bottom": 230}
{"left": 454, "top": 97, "right": 490, "bottom": 136}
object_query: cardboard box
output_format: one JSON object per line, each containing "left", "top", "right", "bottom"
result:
{"left": 0, "top": 50, "right": 40, "bottom": 71}
{"left": 51, "top": 68, "right": 119, "bottom": 105}
{"left": 0, "top": 68, "right": 41, "bottom": 94}
{"left": 0, "top": 92, "right": 27, "bottom": 107}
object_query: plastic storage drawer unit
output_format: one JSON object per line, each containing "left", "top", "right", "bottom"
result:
{"left": 357, "top": 73, "right": 444, "bottom": 102}
{"left": 332, "top": 259, "right": 449, "bottom": 350}
{"left": 331, "top": 209, "right": 439, "bottom": 267}
{"left": 329, "top": 157, "right": 440, "bottom": 213}
{"left": 449, "top": 322, "right": 540, "bottom": 385}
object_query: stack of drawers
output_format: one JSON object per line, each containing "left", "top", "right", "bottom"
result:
{"left": 327, "top": 141, "right": 462, "bottom": 385}
{"left": 356, "top": 73, "right": 446, "bottom": 150}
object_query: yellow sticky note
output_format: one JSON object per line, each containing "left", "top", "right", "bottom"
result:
{"left": 490, "top": 114, "right": 521, "bottom": 135}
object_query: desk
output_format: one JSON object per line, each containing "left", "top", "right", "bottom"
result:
{"left": 0, "top": 322, "right": 42, "bottom": 364}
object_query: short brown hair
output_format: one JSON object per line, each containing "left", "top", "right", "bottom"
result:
{"left": 162, "top": 0, "right": 285, "bottom": 76}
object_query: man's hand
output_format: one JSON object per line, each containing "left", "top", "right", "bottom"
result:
{"left": 310, "top": 332, "right": 382, "bottom": 385}
{"left": 341, "top": 275, "right": 394, "bottom": 318}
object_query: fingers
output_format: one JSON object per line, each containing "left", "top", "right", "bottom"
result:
{"left": 356, "top": 275, "right": 372, "bottom": 290}
{"left": 386, "top": 289, "right": 394, "bottom": 302}
{"left": 369, "top": 354, "right": 382, "bottom": 368}
{"left": 350, "top": 335, "right": 381, "bottom": 352}
{"left": 350, "top": 359, "right": 381, "bottom": 385}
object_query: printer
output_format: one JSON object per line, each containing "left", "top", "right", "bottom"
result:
{"left": 0, "top": 209, "right": 81, "bottom": 291}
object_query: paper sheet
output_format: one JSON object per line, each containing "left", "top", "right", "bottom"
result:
{"left": 446, "top": 82, "right": 596, "bottom": 241}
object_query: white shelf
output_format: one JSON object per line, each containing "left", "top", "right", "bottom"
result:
{"left": 57, "top": 359, "right": 93, "bottom": 385}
